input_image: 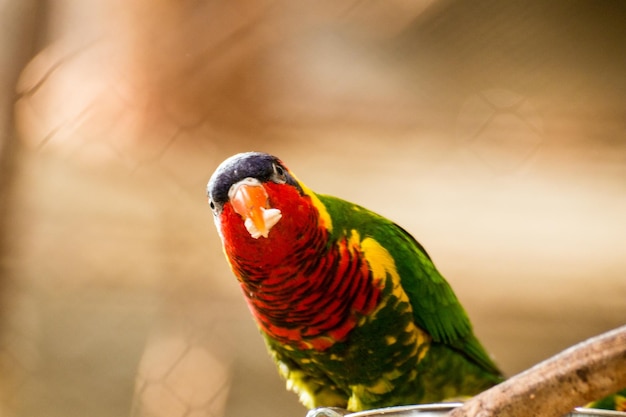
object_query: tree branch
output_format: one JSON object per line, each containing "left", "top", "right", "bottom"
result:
{"left": 449, "top": 325, "right": 626, "bottom": 417}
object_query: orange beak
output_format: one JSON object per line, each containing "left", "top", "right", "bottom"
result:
{"left": 228, "top": 178, "right": 282, "bottom": 239}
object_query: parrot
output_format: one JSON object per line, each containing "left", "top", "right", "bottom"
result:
{"left": 207, "top": 151, "right": 504, "bottom": 412}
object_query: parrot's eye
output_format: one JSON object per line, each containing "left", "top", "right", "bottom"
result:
{"left": 272, "top": 163, "right": 287, "bottom": 184}
{"left": 209, "top": 199, "right": 216, "bottom": 211}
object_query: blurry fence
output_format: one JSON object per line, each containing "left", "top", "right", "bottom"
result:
{"left": 1, "top": 1, "right": 625, "bottom": 417}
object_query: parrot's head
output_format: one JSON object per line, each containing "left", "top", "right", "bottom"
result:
{"left": 207, "top": 152, "right": 331, "bottom": 263}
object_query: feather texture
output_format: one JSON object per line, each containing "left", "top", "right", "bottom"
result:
{"left": 207, "top": 152, "right": 504, "bottom": 411}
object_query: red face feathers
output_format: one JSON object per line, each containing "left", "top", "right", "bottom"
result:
{"left": 207, "top": 152, "right": 319, "bottom": 269}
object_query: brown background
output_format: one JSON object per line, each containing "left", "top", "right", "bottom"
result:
{"left": 1, "top": 1, "right": 625, "bottom": 417}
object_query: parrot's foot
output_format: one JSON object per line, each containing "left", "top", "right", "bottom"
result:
{"left": 305, "top": 407, "right": 351, "bottom": 417}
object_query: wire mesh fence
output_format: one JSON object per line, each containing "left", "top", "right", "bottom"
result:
{"left": 1, "top": 1, "right": 625, "bottom": 417}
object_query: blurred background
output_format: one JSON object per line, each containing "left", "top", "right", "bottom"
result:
{"left": 1, "top": 1, "right": 625, "bottom": 416}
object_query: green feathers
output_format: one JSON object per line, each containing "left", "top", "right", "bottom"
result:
{"left": 319, "top": 195, "right": 501, "bottom": 369}
{"left": 313, "top": 195, "right": 504, "bottom": 407}
{"left": 587, "top": 389, "right": 626, "bottom": 411}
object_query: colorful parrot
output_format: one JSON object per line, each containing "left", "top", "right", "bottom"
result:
{"left": 207, "top": 152, "right": 504, "bottom": 412}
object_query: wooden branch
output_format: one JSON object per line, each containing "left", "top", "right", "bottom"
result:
{"left": 449, "top": 325, "right": 626, "bottom": 417}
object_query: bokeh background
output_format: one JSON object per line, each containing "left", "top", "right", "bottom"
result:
{"left": 1, "top": 1, "right": 625, "bottom": 417}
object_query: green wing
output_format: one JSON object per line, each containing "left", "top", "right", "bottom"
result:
{"left": 318, "top": 193, "right": 502, "bottom": 377}
{"left": 587, "top": 389, "right": 626, "bottom": 411}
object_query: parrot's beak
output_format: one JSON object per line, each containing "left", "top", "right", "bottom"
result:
{"left": 228, "top": 178, "right": 282, "bottom": 239}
